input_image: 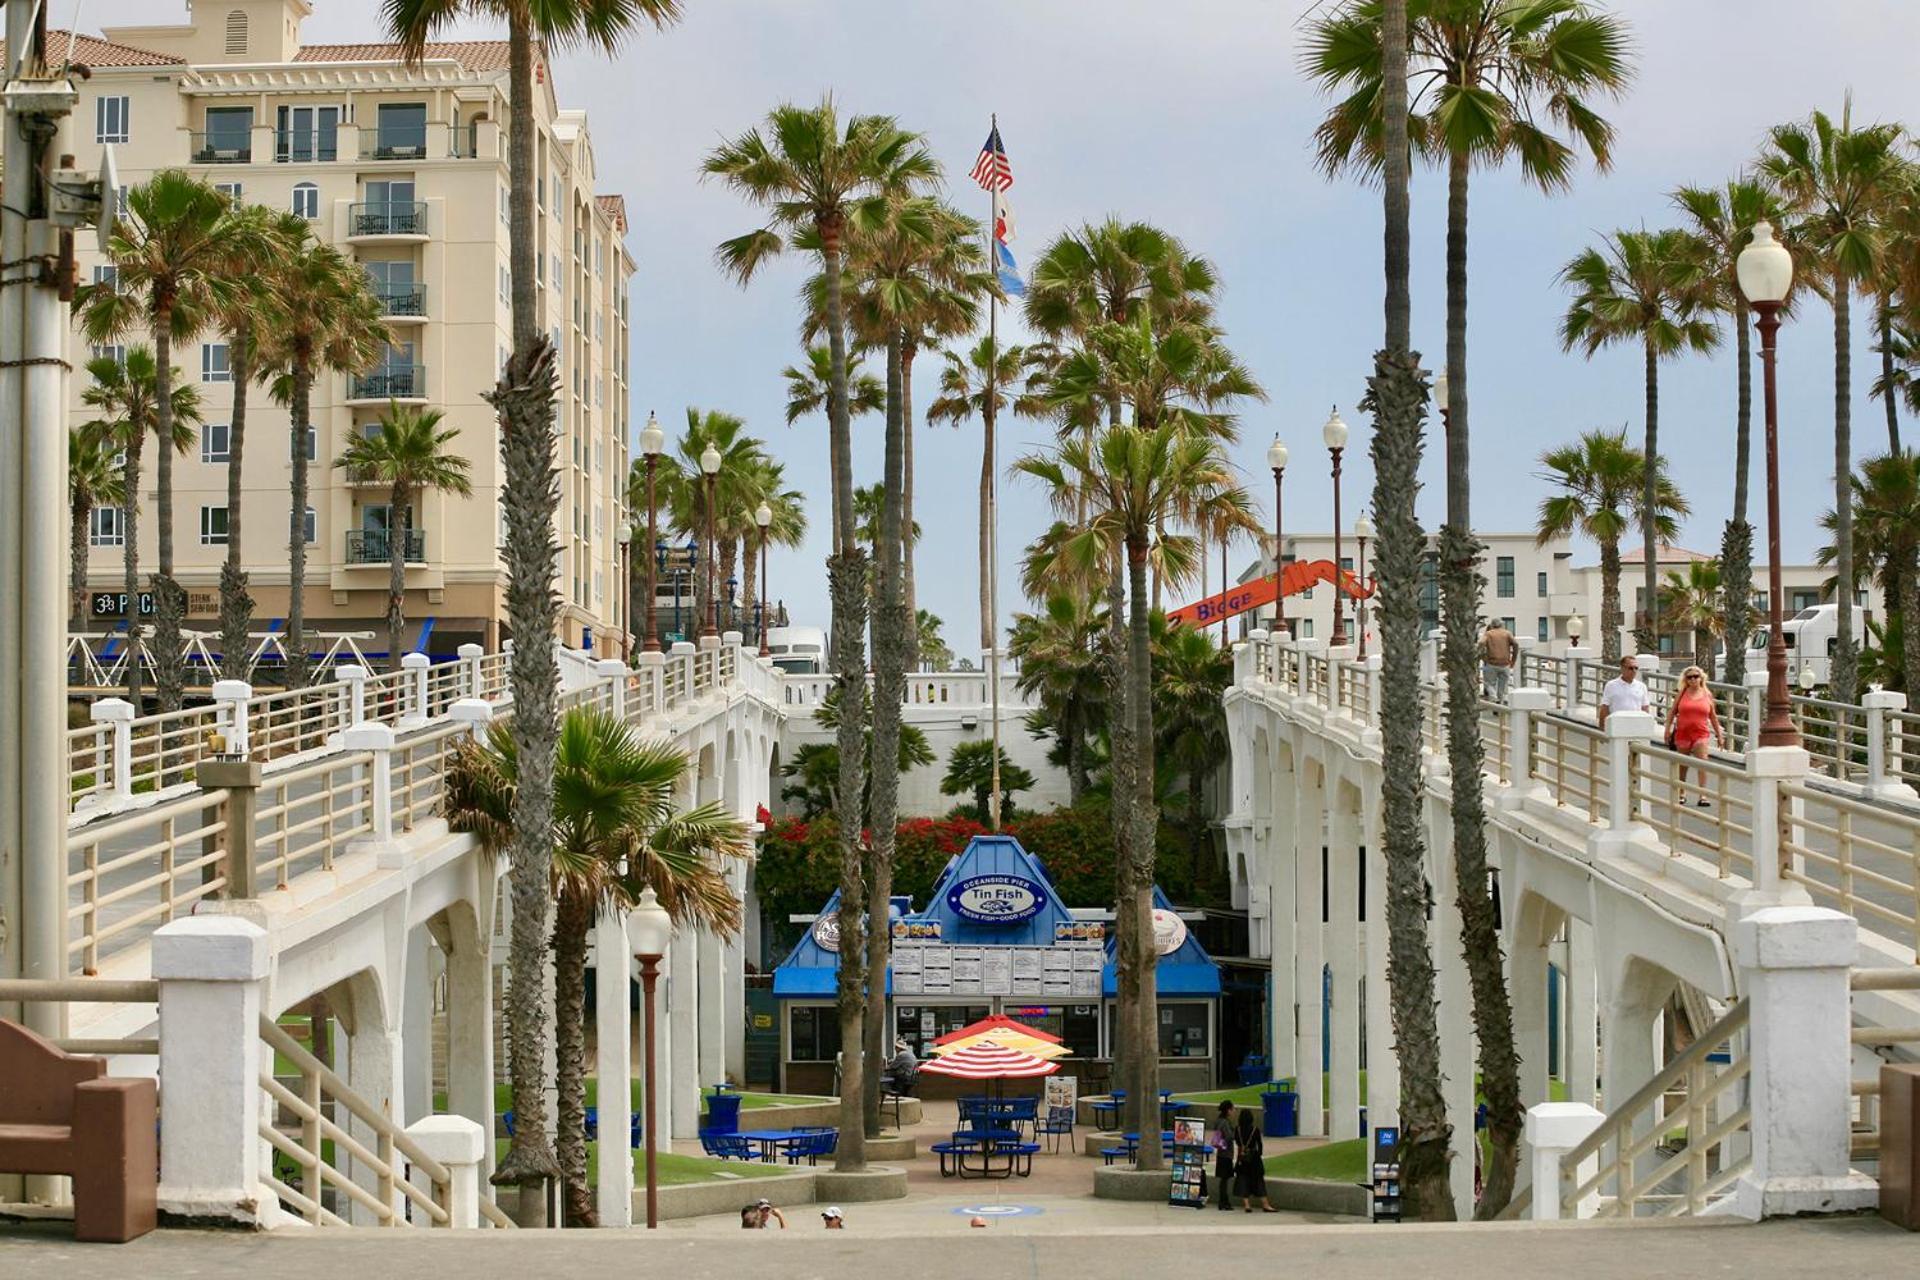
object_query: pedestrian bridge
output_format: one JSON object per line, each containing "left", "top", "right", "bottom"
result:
{"left": 1222, "top": 632, "right": 1920, "bottom": 1221}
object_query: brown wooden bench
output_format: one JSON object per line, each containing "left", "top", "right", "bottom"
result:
{"left": 0, "top": 1018, "right": 156, "bottom": 1242}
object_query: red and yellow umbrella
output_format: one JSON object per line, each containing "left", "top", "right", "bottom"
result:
{"left": 929, "top": 1013, "right": 1071, "bottom": 1060}
{"left": 919, "top": 1039, "right": 1061, "bottom": 1080}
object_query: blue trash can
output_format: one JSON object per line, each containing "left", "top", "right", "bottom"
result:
{"left": 1262, "top": 1084, "right": 1299, "bottom": 1138}
{"left": 705, "top": 1090, "right": 743, "bottom": 1135}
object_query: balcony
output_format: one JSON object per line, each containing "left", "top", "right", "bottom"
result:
{"left": 359, "top": 130, "right": 432, "bottom": 162}
{"left": 347, "top": 201, "right": 428, "bottom": 240}
{"left": 189, "top": 132, "right": 252, "bottom": 164}
{"left": 345, "top": 529, "right": 426, "bottom": 565}
{"left": 373, "top": 283, "right": 427, "bottom": 322}
{"left": 274, "top": 130, "right": 338, "bottom": 163}
{"left": 347, "top": 365, "right": 427, "bottom": 402}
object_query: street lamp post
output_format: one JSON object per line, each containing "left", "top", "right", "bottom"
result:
{"left": 1324, "top": 407, "right": 1350, "bottom": 648}
{"left": 630, "top": 887, "right": 672, "bottom": 1230}
{"left": 700, "top": 442, "right": 721, "bottom": 640}
{"left": 756, "top": 501, "right": 773, "bottom": 657}
{"left": 617, "top": 525, "right": 633, "bottom": 659}
{"left": 1267, "top": 434, "right": 1290, "bottom": 638}
{"left": 639, "top": 412, "right": 665, "bottom": 653}
{"left": 1354, "top": 513, "right": 1374, "bottom": 659}
{"left": 1737, "top": 219, "right": 1798, "bottom": 748}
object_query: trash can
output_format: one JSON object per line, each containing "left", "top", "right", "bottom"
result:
{"left": 1262, "top": 1083, "right": 1299, "bottom": 1139}
{"left": 705, "top": 1090, "right": 743, "bottom": 1135}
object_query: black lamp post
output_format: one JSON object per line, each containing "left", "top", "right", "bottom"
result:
{"left": 1324, "top": 407, "right": 1350, "bottom": 648}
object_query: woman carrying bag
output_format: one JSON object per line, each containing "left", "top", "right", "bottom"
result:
{"left": 1211, "top": 1101, "right": 1237, "bottom": 1211}
{"left": 1234, "top": 1108, "right": 1278, "bottom": 1212}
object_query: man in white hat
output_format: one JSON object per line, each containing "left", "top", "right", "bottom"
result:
{"left": 820, "top": 1206, "right": 845, "bottom": 1229}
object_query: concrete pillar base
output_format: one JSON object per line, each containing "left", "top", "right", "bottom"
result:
{"left": 1733, "top": 1172, "right": 1879, "bottom": 1221}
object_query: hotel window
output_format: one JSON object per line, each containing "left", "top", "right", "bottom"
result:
{"left": 1537, "top": 617, "right": 1549, "bottom": 643}
{"left": 91, "top": 264, "right": 118, "bottom": 291}
{"left": 214, "top": 180, "right": 243, "bottom": 203}
{"left": 1537, "top": 570, "right": 1548, "bottom": 597}
{"left": 1502, "top": 616, "right": 1516, "bottom": 634}
{"left": 499, "top": 186, "right": 509, "bottom": 225}
{"left": 1496, "top": 555, "right": 1515, "bottom": 598}
{"left": 291, "top": 182, "right": 319, "bottom": 219}
{"left": 115, "top": 186, "right": 129, "bottom": 217}
{"left": 303, "top": 507, "right": 317, "bottom": 545}
{"left": 91, "top": 342, "right": 125, "bottom": 366}
{"left": 201, "top": 423, "right": 231, "bottom": 464}
{"left": 276, "top": 104, "right": 340, "bottom": 162}
{"left": 499, "top": 265, "right": 510, "bottom": 303}
{"left": 202, "top": 343, "right": 231, "bottom": 382}
{"left": 200, "top": 505, "right": 230, "bottom": 545}
{"left": 373, "top": 102, "right": 427, "bottom": 159}
{"left": 90, "top": 506, "right": 125, "bottom": 547}
{"left": 96, "top": 96, "right": 130, "bottom": 144}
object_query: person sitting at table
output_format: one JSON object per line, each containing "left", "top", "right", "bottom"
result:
{"left": 885, "top": 1039, "right": 920, "bottom": 1094}
{"left": 1233, "top": 1110, "right": 1277, "bottom": 1213}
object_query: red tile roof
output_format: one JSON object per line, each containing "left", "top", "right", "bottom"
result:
{"left": 294, "top": 41, "right": 514, "bottom": 72}
{"left": 595, "top": 195, "right": 627, "bottom": 232}
{"left": 8, "top": 30, "right": 185, "bottom": 68}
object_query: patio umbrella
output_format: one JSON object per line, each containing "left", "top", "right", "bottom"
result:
{"left": 929, "top": 1014, "right": 1071, "bottom": 1060}
{"left": 919, "top": 1039, "right": 1061, "bottom": 1080}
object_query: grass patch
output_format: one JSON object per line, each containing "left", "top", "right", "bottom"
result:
{"left": 492, "top": 1141, "right": 794, "bottom": 1187}
{"left": 1265, "top": 1137, "right": 1367, "bottom": 1184}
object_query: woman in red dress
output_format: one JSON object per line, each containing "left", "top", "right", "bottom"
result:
{"left": 1665, "top": 665, "right": 1725, "bottom": 806}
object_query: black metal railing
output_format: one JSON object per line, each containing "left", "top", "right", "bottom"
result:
{"left": 348, "top": 201, "right": 427, "bottom": 237}
{"left": 348, "top": 365, "right": 427, "bottom": 400}
{"left": 189, "top": 131, "right": 252, "bottom": 164}
{"left": 373, "top": 283, "right": 427, "bottom": 317}
{"left": 274, "top": 130, "right": 338, "bottom": 163}
{"left": 359, "top": 130, "right": 431, "bottom": 161}
{"left": 344, "top": 529, "right": 426, "bottom": 564}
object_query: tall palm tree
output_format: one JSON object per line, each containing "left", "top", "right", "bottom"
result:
{"left": 211, "top": 206, "right": 294, "bottom": 680}
{"left": 446, "top": 706, "right": 746, "bottom": 1226}
{"left": 1658, "top": 561, "right": 1725, "bottom": 672}
{"left": 927, "top": 335, "right": 1031, "bottom": 651}
{"left": 1868, "top": 163, "right": 1920, "bottom": 455}
{"left": 1821, "top": 452, "right": 1920, "bottom": 697}
{"left": 1535, "top": 429, "right": 1688, "bottom": 662}
{"left": 1673, "top": 178, "right": 1787, "bottom": 686}
{"left": 75, "top": 171, "right": 266, "bottom": 709}
{"left": 705, "top": 99, "right": 937, "bottom": 1172}
{"left": 1760, "top": 100, "right": 1907, "bottom": 704}
{"left": 258, "top": 231, "right": 391, "bottom": 688}
{"left": 1559, "top": 227, "right": 1719, "bottom": 654}
{"left": 1015, "top": 425, "right": 1237, "bottom": 1173}
{"left": 68, "top": 426, "right": 126, "bottom": 636}
{"left": 782, "top": 344, "right": 885, "bottom": 457}
{"left": 74, "top": 348, "right": 201, "bottom": 704}
{"left": 387, "top": 1, "right": 685, "bottom": 1220}
{"left": 334, "top": 405, "right": 474, "bottom": 670}
{"left": 1154, "top": 624, "right": 1233, "bottom": 867}
{"left": 1009, "top": 592, "right": 1108, "bottom": 804}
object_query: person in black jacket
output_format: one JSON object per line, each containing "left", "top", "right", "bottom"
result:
{"left": 1234, "top": 1109, "right": 1277, "bottom": 1212}
{"left": 1212, "top": 1101, "right": 1237, "bottom": 1211}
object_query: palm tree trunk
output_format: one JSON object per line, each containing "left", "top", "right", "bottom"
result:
{"left": 220, "top": 327, "right": 253, "bottom": 681}
{"left": 740, "top": 532, "right": 758, "bottom": 643}
{"left": 122, "top": 432, "right": 144, "bottom": 706}
{"left": 151, "top": 312, "right": 184, "bottom": 711}
{"left": 1065, "top": 700, "right": 1088, "bottom": 804}
{"left": 1722, "top": 301, "right": 1753, "bottom": 686}
{"left": 286, "top": 364, "right": 312, "bottom": 688}
{"left": 864, "top": 329, "right": 909, "bottom": 1139}
{"left": 551, "top": 889, "right": 597, "bottom": 1227}
{"left": 1638, "top": 333, "right": 1660, "bottom": 657}
{"left": 388, "top": 482, "right": 409, "bottom": 673}
{"left": 1125, "top": 536, "right": 1162, "bottom": 1172}
{"left": 1881, "top": 296, "right": 1902, "bottom": 454}
{"left": 1901, "top": 549, "right": 1920, "bottom": 700}
{"left": 820, "top": 217, "right": 868, "bottom": 1174}
{"left": 902, "top": 341, "right": 919, "bottom": 670}
{"left": 1834, "top": 276, "right": 1858, "bottom": 703}
{"left": 719, "top": 535, "right": 739, "bottom": 635}
{"left": 1600, "top": 536, "right": 1623, "bottom": 665}
{"left": 72, "top": 495, "right": 93, "bottom": 639}
{"left": 1104, "top": 560, "right": 1136, "bottom": 1129}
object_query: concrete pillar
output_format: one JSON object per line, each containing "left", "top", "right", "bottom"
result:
{"left": 1509, "top": 896, "right": 1554, "bottom": 1111}
{"left": 1746, "top": 745, "right": 1810, "bottom": 898}
{"left": 1327, "top": 790, "right": 1362, "bottom": 1141}
{"left": 1429, "top": 798, "right": 1476, "bottom": 1219}
{"left": 1603, "top": 711, "right": 1657, "bottom": 833}
{"left": 636, "top": 649, "right": 665, "bottom": 717}
{"left": 594, "top": 907, "right": 634, "bottom": 1227}
{"left": 595, "top": 658, "right": 627, "bottom": 720}
{"left": 337, "top": 664, "right": 369, "bottom": 729}
{"left": 153, "top": 917, "right": 274, "bottom": 1224}
{"left": 1421, "top": 629, "right": 1443, "bottom": 685}
{"left": 697, "top": 926, "right": 727, "bottom": 1094}
{"left": 667, "top": 923, "right": 699, "bottom": 1136}
{"left": 1522, "top": 1102, "right": 1606, "bottom": 1220}
{"left": 441, "top": 908, "right": 495, "bottom": 1183}
{"left": 1744, "top": 670, "right": 1768, "bottom": 753}
{"left": 723, "top": 859, "right": 748, "bottom": 1084}
{"left": 1562, "top": 647, "right": 1593, "bottom": 713}
{"left": 458, "top": 643, "right": 484, "bottom": 699}
{"left": 1861, "top": 690, "right": 1913, "bottom": 799}
{"left": 1731, "top": 905, "right": 1877, "bottom": 1218}
{"left": 1268, "top": 746, "right": 1299, "bottom": 1082}
{"left": 89, "top": 697, "right": 133, "bottom": 803}
{"left": 448, "top": 698, "right": 493, "bottom": 742}
{"left": 212, "top": 679, "right": 252, "bottom": 755}
{"left": 401, "top": 928, "right": 434, "bottom": 1126}
{"left": 1505, "top": 687, "right": 1554, "bottom": 796}
{"left": 1566, "top": 919, "right": 1598, "bottom": 1108}
{"left": 342, "top": 724, "right": 398, "bottom": 863}
{"left": 1597, "top": 952, "right": 1670, "bottom": 1194}
{"left": 1294, "top": 763, "right": 1326, "bottom": 1136}
{"left": 343, "top": 996, "right": 404, "bottom": 1225}
{"left": 400, "top": 652, "right": 430, "bottom": 728}
{"left": 404, "top": 1115, "right": 486, "bottom": 1228}
{"left": 1361, "top": 801, "right": 1397, "bottom": 1133}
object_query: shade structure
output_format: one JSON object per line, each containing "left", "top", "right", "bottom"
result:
{"left": 919, "top": 1039, "right": 1060, "bottom": 1080}
{"left": 929, "top": 1014, "right": 1071, "bottom": 1060}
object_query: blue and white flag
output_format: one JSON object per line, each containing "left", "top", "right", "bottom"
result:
{"left": 993, "top": 188, "right": 1024, "bottom": 297}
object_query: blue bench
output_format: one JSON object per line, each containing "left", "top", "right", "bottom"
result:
{"left": 1100, "top": 1146, "right": 1133, "bottom": 1166}
{"left": 931, "top": 1139, "right": 980, "bottom": 1177}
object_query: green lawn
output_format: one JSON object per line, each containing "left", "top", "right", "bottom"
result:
{"left": 493, "top": 1141, "right": 793, "bottom": 1187}
{"left": 1265, "top": 1137, "right": 1367, "bottom": 1184}
{"left": 434, "top": 1082, "right": 833, "bottom": 1118}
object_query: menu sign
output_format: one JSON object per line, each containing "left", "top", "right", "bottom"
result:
{"left": 982, "top": 949, "right": 1012, "bottom": 996}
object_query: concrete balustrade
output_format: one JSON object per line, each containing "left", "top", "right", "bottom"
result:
{"left": 400, "top": 652, "right": 430, "bottom": 729}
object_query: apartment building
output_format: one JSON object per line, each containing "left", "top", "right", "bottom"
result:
{"left": 65, "top": 0, "right": 634, "bottom": 660}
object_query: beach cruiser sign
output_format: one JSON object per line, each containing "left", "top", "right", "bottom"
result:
{"left": 946, "top": 874, "right": 1047, "bottom": 924}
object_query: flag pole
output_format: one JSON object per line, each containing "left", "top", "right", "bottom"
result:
{"left": 986, "top": 113, "right": 1004, "bottom": 833}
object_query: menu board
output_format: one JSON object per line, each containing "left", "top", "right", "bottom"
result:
{"left": 921, "top": 947, "right": 952, "bottom": 993}
{"left": 1071, "top": 946, "right": 1103, "bottom": 996}
{"left": 1010, "top": 948, "right": 1044, "bottom": 991}
{"left": 951, "top": 948, "right": 985, "bottom": 995}
{"left": 982, "top": 949, "right": 1013, "bottom": 996}
{"left": 892, "top": 944, "right": 923, "bottom": 995}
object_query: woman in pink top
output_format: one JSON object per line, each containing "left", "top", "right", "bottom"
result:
{"left": 1665, "top": 665, "right": 1725, "bottom": 807}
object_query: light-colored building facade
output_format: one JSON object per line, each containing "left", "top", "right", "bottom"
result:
{"left": 65, "top": 0, "right": 634, "bottom": 660}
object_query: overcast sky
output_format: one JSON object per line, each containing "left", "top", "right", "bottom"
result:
{"left": 88, "top": 1, "right": 1920, "bottom": 649}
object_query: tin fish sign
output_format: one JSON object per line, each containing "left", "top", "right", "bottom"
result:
{"left": 947, "top": 874, "right": 1047, "bottom": 924}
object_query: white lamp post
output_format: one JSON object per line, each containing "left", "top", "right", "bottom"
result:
{"left": 1267, "top": 434, "right": 1290, "bottom": 637}
{"left": 1354, "top": 512, "right": 1375, "bottom": 658}
{"left": 1323, "top": 407, "right": 1351, "bottom": 647}
{"left": 699, "top": 442, "right": 722, "bottom": 640}
{"left": 1737, "top": 219, "right": 1797, "bottom": 747}
{"left": 755, "top": 501, "right": 773, "bottom": 657}
{"left": 631, "top": 886, "right": 673, "bottom": 1229}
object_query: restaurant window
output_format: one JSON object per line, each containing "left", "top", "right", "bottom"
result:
{"left": 788, "top": 1004, "right": 841, "bottom": 1062}
{"left": 892, "top": 1005, "right": 992, "bottom": 1059}
{"left": 1157, "top": 1002, "right": 1210, "bottom": 1059}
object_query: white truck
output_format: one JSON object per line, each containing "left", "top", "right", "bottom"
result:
{"left": 764, "top": 625, "right": 827, "bottom": 675}
{"left": 1745, "top": 603, "right": 1866, "bottom": 689}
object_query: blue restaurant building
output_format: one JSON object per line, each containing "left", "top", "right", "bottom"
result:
{"left": 772, "top": 834, "right": 1224, "bottom": 1096}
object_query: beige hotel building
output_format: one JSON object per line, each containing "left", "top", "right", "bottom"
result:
{"left": 65, "top": 0, "right": 634, "bottom": 660}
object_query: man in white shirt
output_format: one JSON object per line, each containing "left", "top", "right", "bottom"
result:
{"left": 1598, "top": 654, "right": 1652, "bottom": 728}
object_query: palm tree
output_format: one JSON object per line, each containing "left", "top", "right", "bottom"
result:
{"left": 1673, "top": 178, "right": 1787, "bottom": 686}
{"left": 1559, "top": 227, "right": 1719, "bottom": 654}
{"left": 1759, "top": 100, "right": 1907, "bottom": 704}
{"left": 75, "top": 171, "right": 267, "bottom": 709}
{"left": 1822, "top": 452, "right": 1920, "bottom": 697}
{"left": 334, "top": 405, "right": 474, "bottom": 670}
{"left": 75, "top": 348, "right": 201, "bottom": 704}
{"left": 1659, "top": 561, "right": 1725, "bottom": 671}
{"left": 1015, "top": 424, "right": 1238, "bottom": 1172}
{"left": 1869, "top": 163, "right": 1920, "bottom": 455}
{"left": 446, "top": 706, "right": 747, "bottom": 1226}
{"left": 659, "top": 409, "right": 765, "bottom": 633}
{"left": 211, "top": 206, "right": 294, "bottom": 680}
{"left": 1154, "top": 624, "right": 1233, "bottom": 869}
{"left": 853, "top": 483, "right": 922, "bottom": 568}
{"left": 914, "top": 609, "right": 954, "bottom": 671}
{"left": 1535, "top": 429, "right": 1688, "bottom": 662}
{"left": 257, "top": 230, "right": 391, "bottom": 687}
{"left": 927, "top": 335, "right": 1031, "bottom": 651}
{"left": 738, "top": 459, "right": 806, "bottom": 645}
{"left": 939, "top": 740, "right": 1035, "bottom": 823}
{"left": 782, "top": 344, "right": 885, "bottom": 453}
{"left": 1010, "top": 592, "right": 1108, "bottom": 804}
{"left": 68, "top": 426, "right": 125, "bottom": 636}
{"left": 706, "top": 98, "right": 938, "bottom": 1171}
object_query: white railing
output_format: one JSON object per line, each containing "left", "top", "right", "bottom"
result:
{"left": 254, "top": 755, "right": 376, "bottom": 890}
{"left": 1779, "top": 781, "right": 1920, "bottom": 954}
{"left": 1630, "top": 744, "right": 1756, "bottom": 882}
{"left": 67, "top": 788, "right": 231, "bottom": 975}
{"left": 1528, "top": 714, "right": 1609, "bottom": 825}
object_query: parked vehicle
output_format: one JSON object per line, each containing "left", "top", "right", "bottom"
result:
{"left": 1746, "top": 603, "right": 1865, "bottom": 689}
{"left": 765, "top": 625, "right": 827, "bottom": 675}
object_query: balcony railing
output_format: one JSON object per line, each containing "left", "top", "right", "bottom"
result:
{"left": 189, "top": 132, "right": 252, "bottom": 164}
{"left": 344, "top": 529, "right": 426, "bottom": 565}
{"left": 359, "top": 130, "right": 432, "bottom": 161}
{"left": 274, "top": 130, "right": 338, "bottom": 163}
{"left": 348, "top": 365, "right": 427, "bottom": 400}
{"left": 348, "top": 201, "right": 428, "bottom": 237}
{"left": 374, "top": 283, "right": 427, "bottom": 317}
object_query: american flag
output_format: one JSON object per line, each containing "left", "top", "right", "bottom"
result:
{"left": 970, "top": 125, "right": 1013, "bottom": 192}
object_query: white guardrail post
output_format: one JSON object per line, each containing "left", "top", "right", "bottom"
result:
{"left": 212, "top": 679, "right": 252, "bottom": 756}
{"left": 1744, "top": 744, "right": 1810, "bottom": 899}
{"left": 341, "top": 724, "right": 398, "bottom": 865}
{"left": 90, "top": 697, "right": 134, "bottom": 804}
{"left": 595, "top": 658, "right": 628, "bottom": 720}
{"left": 1563, "top": 646, "right": 1593, "bottom": 713}
{"left": 1860, "top": 689, "right": 1914, "bottom": 800}
{"left": 400, "top": 651, "right": 430, "bottom": 729}
{"left": 459, "top": 643, "right": 484, "bottom": 700}
{"left": 449, "top": 698, "right": 493, "bottom": 743}
{"left": 1522, "top": 1102, "right": 1605, "bottom": 1220}
{"left": 637, "top": 648, "right": 665, "bottom": 716}
{"left": 1505, "top": 687, "right": 1554, "bottom": 804}
{"left": 1421, "top": 629, "right": 1442, "bottom": 685}
{"left": 1604, "top": 710, "right": 1657, "bottom": 835}
{"left": 1744, "top": 670, "right": 1769, "bottom": 754}
{"left": 336, "top": 664, "right": 368, "bottom": 730}
{"left": 403, "top": 1116, "right": 486, "bottom": 1228}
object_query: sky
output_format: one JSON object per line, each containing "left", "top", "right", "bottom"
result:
{"left": 84, "top": 1, "right": 1920, "bottom": 652}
